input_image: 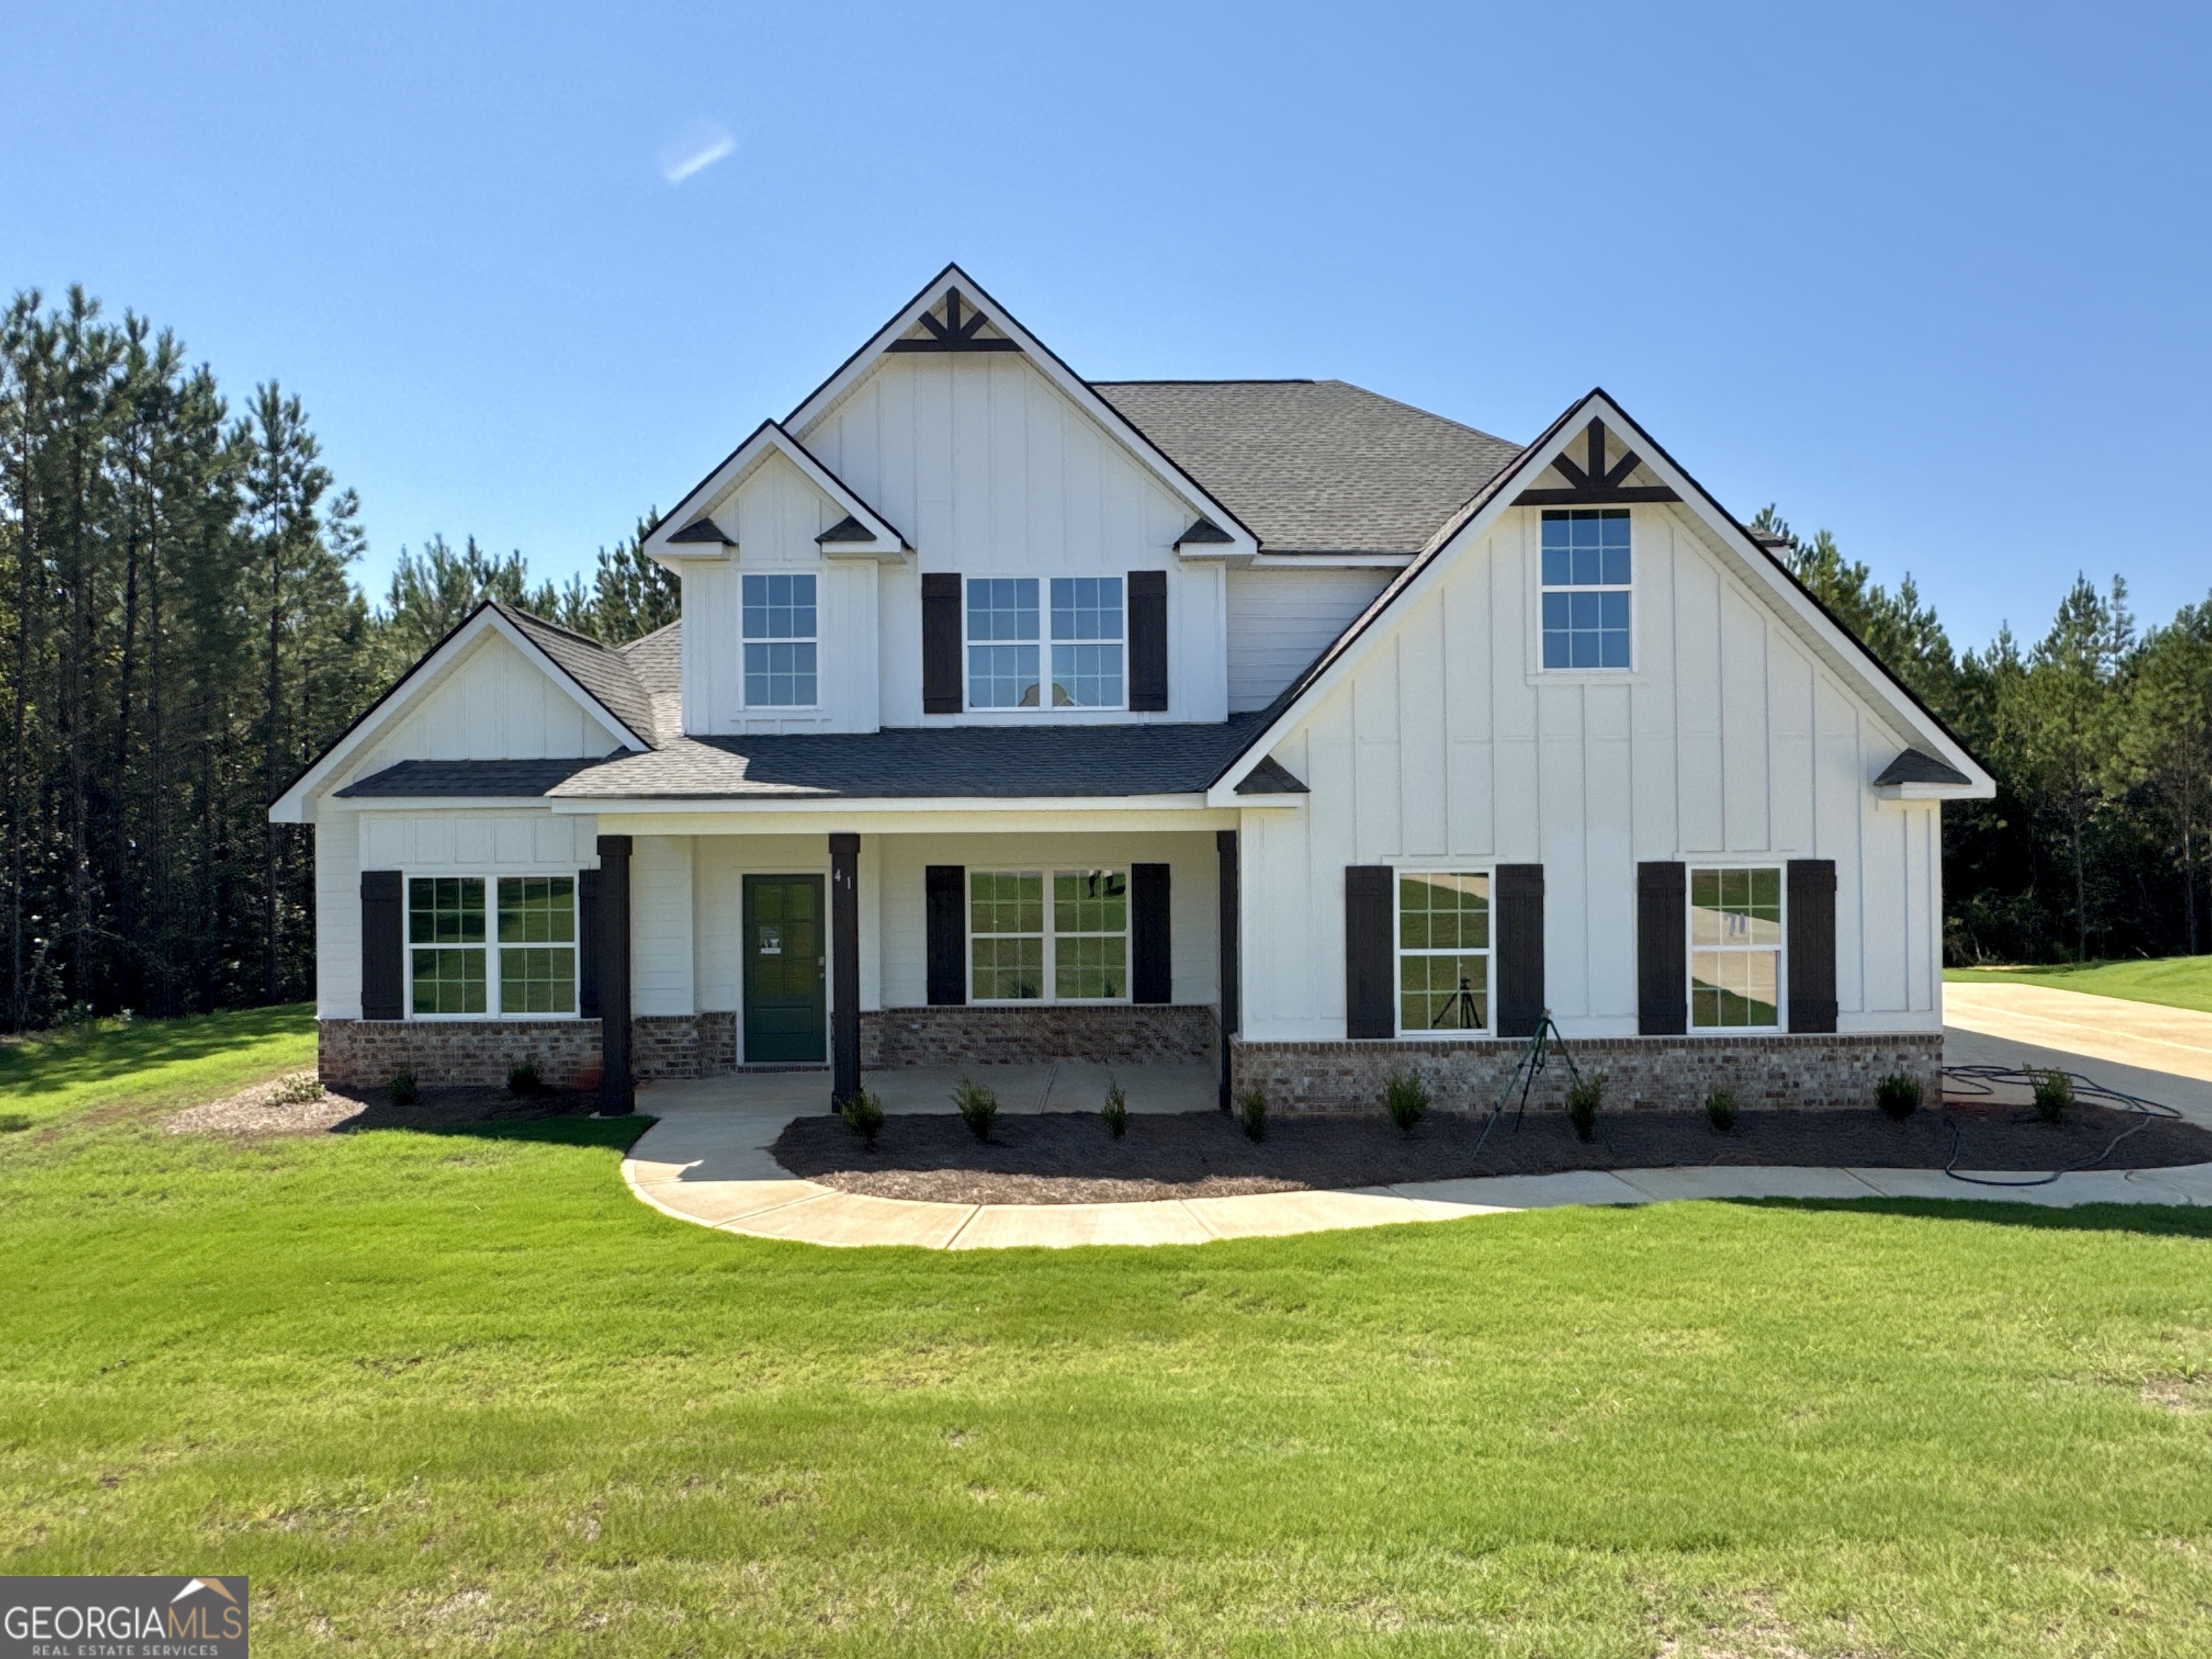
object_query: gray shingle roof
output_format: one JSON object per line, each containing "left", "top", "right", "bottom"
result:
{"left": 1093, "top": 379, "right": 1521, "bottom": 554}
{"left": 336, "top": 757, "right": 613, "bottom": 799}
{"left": 620, "top": 620, "right": 683, "bottom": 699}
{"left": 547, "top": 716, "right": 1274, "bottom": 800}
{"left": 496, "top": 603, "right": 657, "bottom": 747}
{"left": 1874, "top": 748, "right": 1972, "bottom": 788}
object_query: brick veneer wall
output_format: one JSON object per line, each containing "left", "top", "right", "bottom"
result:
{"left": 318, "top": 1012, "right": 740, "bottom": 1089}
{"left": 1230, "top": 1032, "right": 1944, "bottom": 1115}
{"left": 861, "top": 1004, "right": 1218, "bottom": 1068}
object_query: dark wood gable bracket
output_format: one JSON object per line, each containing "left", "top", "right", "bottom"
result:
{"left": 1512, "top": 419, "right": 1682, "bottom": 508}
{"left": 886, "top": 288, "right": 1022, "bottom": 353}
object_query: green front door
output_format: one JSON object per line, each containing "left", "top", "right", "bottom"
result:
{"left": 743, "top": 874, "right": 827, "bottom": 1064}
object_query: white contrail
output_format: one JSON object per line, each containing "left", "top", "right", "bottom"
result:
{"left": 660, "top": 122, "right": 735, "bottom": 184}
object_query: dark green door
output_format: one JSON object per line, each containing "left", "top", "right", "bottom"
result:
{"left": 743, "top": 874, "right": 827, "bottom": 1064}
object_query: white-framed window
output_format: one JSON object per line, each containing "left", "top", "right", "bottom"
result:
{"left": 742, "top": 572, "right": 817, "bottom": 707}
{"left": 1396, "top": 870, "right": 1490, "bottom": 1034}
{"left": 408, "top": 874, "right": 577, "bottom": 1018}
{"left": 969, "top": 868, "right": 1129, "bottom": 1002}
{"left": 1540, "top": 508, "right": 1632, "bottom": 670}
{"left": 1689, "top": 867, "right": 1782, "bottom": 1030}
{"left": 965, "top": 576, "right": 1124, "bottom": 709}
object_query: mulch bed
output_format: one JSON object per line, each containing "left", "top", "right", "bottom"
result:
{"left": 168, "top": 1074, "right": 597, "bottom": 1136}
{"left": 771, "top": 1102, "right": 2212, "bottom": 1206}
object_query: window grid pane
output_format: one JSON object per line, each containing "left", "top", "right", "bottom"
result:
{"left": 1540, "top": 509, "right": 1631, "bottom": 670}
{"left": 1052, "top": 870, "right": 1128, "bottom": 1000}
{"left": 745, "top": 641, "right": 818, "bottom": 707}
{"left": 412, "top": 946, "right": 486, "bottom": 1015}
{"left": 1049, "top": 577, "right": 1123, "bottom": 642}
{"left": 498, "top": 877, "right": 575, "bottom": 943}
{"left": 741, "top": 573, "right": 816, "bottom": 641}
{"left": 967, "top": 578, "right": 1039, "bottom": 641}
{"left": 409, "top": 877, "right": 484, "bottom": 945}
{"left": 1397, "top": 872, "right": 1491, "bottom": 1032}
{"left": 1690, "top": 866, "right": 1783, "bottom": 1028}
{"left": 501, "top": 946, "right": 577, "bottom": 1015}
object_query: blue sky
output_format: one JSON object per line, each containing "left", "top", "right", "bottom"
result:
{"left": 9, "top": 1, "right": 2208, "bottom": 647}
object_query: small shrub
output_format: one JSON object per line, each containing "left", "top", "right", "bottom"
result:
{"left": 506, "top": 1058, "right": 544, "bottom": 1097}
{"left": 2031, "top": 1067, "right": 2074, "bottom": 1123}
{"left": 275, "top": 1072, "right": 326, "bottom": 1105}
{"left": 1566, "top": 1073, "right": 1604, "bottom": 1142}
{"left": 389, "top": 1066, "right": 418, "bottom": 1106}
{"left": 1383, "top": 1070, "right": 1429, "bottom": 1135}
{"left": 1704, "top": 1085, "right": 1737, "bottom": 1132}
{"left": 1236, "top": 1082, "right": 1268, "bottom": 1143}
{"left": 953, "top": 1077, "right": 999, "bottom": 1142}
{"left": 1101, "top": 1076, "right": 1129, "bottom": 1139}
{"left": 1876, "top": 1071, "right": 1921, "bottom": 1120}
{"left": 58, "top": 1000, "right": 97, "bottom": 1028}
{"left": 840, "top": 1089, "right": 886, "bottom": 1147}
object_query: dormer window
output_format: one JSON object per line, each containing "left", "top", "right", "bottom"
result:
{"left": 743, "top": 573, "right": 817, "bottom": 706}
{"left": 1540, "top": 509, "right": 1632, "bottom": 669}
{"left": 965, "top": 576, "right": 1125, "bottom": 709}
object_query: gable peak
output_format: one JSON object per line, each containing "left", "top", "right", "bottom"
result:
{"left": 889, "top": 284, "right": 1019, "bottom": 354}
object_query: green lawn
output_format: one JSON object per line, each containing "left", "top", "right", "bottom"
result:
{"left": 1945, "top": 954, "right": 2212, "bottom": 1015}
{"left": 4, "top": 1012, "right": 2211, "bottom": 1655}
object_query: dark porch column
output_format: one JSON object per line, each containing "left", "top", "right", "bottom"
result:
{"left": 1216, "top": 828, "right": 1239, "bottom": 1111}
{"left": 830, "top": 832, "right": 860, "bottom": 1107}
{"left": 596, "top": 834, "right": 634, "bottom": 1115}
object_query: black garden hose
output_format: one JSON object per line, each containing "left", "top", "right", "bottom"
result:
{"left": 1936, "top": 1063, "right": 2185, "bottom": 1188}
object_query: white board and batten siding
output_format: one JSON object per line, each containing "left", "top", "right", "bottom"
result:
{"left": 1240, "top": 504, "right": 1943, "bottom": 1043}
{"left": 351, "top": 630, "right": 629, "bottom": 773}
{"left": 796, "top": 353, "right": 1230, "bottom": 727}
{"left": 1225, "top": 567, "right": 1395, "bottom": 712}
{"left": 679, "top": 452, "right": 882, "bottom": 737}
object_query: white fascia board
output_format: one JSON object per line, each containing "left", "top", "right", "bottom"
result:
{"left": 1207, "top": 390, "right": 1996, "bottom": 801}
{"left": 643, "top": 421, "right": 908, "bottom": 568}
{"left": 552, "top": 803, "right": 1245, "bottom": 837}
{"left": 1246, "top": 553, "right": 1416, "bottom": 570}
{"left": 1876, "top": 783, "right": 1975, "bottom": 802}
{"left": 343, "top": 799, "right": 566, "bottom": 813}
{"left": 268, "top": 608, "right": 638, "bottom": 824}
{"left": 550, "top": 792, "right": 1214, "bottom": 816}
{"left": 784, "top": 264, "right": 1262, "bottom": 561}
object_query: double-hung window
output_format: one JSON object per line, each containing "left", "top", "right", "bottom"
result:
{"left": 1541, "top": 509, "right": 1632, "bottom": 668}
{"left": 969, "top": 868, "right": 1128, "bottom": 1001}
{"left": 1397, "top": 872, "right": 1490, "bottom": 1033}
{"left": 408, "top": 875, "right": 577, "bottom": 1017}
{"left": 742, "top": 573, "right": 817, "bottom": 706}
{"left": 966, "top": 577, "right": 1124, "bottom": 709}
{"left": 1689, "top": 868, "right": 1781, "bottom": 1029}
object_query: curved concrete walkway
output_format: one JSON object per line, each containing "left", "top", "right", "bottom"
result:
{"left": 621, "top": 1024, "right": 2212, "bottom": 1249}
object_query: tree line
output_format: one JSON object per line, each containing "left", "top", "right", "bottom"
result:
{"left": 4, "top": 284, "right": 2206, "bottom": 1027}
{"left": 1754, "top": 510, "right": 2212, "bottom": 964}
{"left": 0, "top": 287, "right": 673, "bottom": 1027}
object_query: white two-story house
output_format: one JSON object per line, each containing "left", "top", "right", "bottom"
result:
{"left": 272, "top": 265, "right": 1992, "bottom": 1113}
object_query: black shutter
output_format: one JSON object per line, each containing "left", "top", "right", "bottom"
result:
{"left": 1636, "top": 861, "right": 1687, "bottom": 1035}
{"left": 1788, "top": 858, "right": 1838, "bottom": 1033}
{"left": 926, "top": 864, "right": 966, "bottom": 1005}
{"left": 922, "top": 572, "right": 962, "bottom": 714}
{"left": 1344, "top": 865, "right": 1395, "bottom": 1039}
{"left": 1131, "top": 863, "right": 1172, "bottom": 1003}
{"left": 1128, "top": 570, "right": 1168, "bottom": 711}
{"left": 577, "top": 868, "right": 601, "bottom": 1017}
{"left": 1495, "top": 863, "right": 1545, "bottom": 1038}
{"left": 360, "top": 871, "right": 404, "bottom": 1020}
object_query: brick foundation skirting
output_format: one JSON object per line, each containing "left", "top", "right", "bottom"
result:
{"left": 861, "top": 1004, "right": 1218, "bottom": 1068}
{"left": 1229, "top": 1032, "right": 1945, "bottom": 1115}
{"left": 318, "top": 1012, "right": 739, "bottom": 1090}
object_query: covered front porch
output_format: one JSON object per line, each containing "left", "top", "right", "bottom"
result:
{"left": 583, "top": 805, "right": 1244, "bottom": 1112}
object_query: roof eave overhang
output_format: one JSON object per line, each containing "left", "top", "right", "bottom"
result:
{"left": 268, "top": 605, "right": 647, "bottom": 824}
{"left": 1205, "top": 389, "right": 1996, "bottom": 801}
{"left": 547, "top": 791, "right": 1219, "bottom": 815}
{"left": 1876, "top": 781, "right": 1993, "bottom": 803}
{"left": 783, "top": 264, "right": 1263, "bottom": 562}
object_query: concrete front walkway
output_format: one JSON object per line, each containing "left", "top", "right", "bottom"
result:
{"left": 619, "top": 1033, "right": 2212, "bottom": 1249}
